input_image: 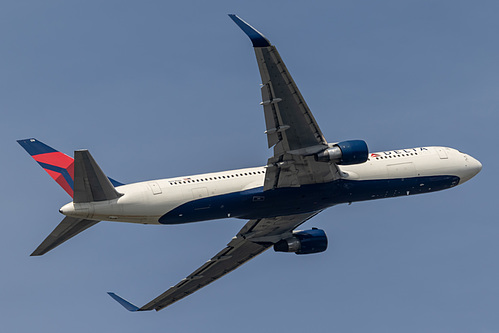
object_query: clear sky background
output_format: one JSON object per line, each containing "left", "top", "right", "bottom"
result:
{"left": 2, "top": 1, "right": 498, "bottom": 332}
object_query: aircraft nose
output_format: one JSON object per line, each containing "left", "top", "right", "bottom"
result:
{"left": 471, "top": 156, "right": 482, "bottom": 174}
{"left": 459, "top": 154, "right": 482, "bottom": 184}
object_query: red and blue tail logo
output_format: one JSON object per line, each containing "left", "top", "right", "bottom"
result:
{"left": 18, "top": 138, "right": 75, "bottom": 197}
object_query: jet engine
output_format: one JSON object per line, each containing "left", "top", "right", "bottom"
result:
{"left": 273, "top": 228, "right": 328, "bottom": 255}
{"left": 314, "top": 140, "right": 368, "bottom": 165}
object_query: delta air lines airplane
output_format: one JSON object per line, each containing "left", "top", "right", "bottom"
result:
{"left": 18, "top": 15, "right": 482, "bottom": 312}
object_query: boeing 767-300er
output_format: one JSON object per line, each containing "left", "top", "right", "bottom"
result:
{"left": 18, "top": 15, "right": 482, "bottom": 312}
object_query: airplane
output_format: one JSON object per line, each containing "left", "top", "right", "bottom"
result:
{"left": 17, "top": 14, "right": 482, "bottom": 312}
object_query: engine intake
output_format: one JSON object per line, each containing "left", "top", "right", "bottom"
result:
{"left": 315, "top": 140, "right": 368, "bottom": 165}
{"left": 273, "top": 228, "right": 328, "bottom": 255}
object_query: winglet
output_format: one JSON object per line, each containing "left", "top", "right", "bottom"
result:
{"left": 107, "top": 292, "right": 146, "bottom": 312}
{"left": 228, "top": 14, "right": 271, "bottom": 47}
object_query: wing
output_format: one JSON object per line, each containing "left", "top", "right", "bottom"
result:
{"left": 229, "top": 15, "right": 340, "bottom": 190}
{"left": 108, "top": 211, "right": 320, "bottom": 311}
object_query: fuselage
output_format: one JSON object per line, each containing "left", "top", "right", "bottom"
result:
{"left": 60, "top": 146, "right": 482, "bottom": 225}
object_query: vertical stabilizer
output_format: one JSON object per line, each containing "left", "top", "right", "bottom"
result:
{"left": 17, "top": 138, "right": 124, "bottom": 198}
{"left": 18, "top": 138, "right": 125, "bottom": 255}
{"left": 17, "top": 138, "right": 75, "bottom": 197}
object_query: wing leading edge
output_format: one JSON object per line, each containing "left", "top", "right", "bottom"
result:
{"left": 108, "top": 211, "right": 321, "bottom": 311}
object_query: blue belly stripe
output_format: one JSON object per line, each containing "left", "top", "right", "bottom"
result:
{"left": 159, "top": 175, "right": 459, "bottom": 224}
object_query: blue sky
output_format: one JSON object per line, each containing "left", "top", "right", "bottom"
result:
{"left": 2, "top": 1, "right": 498, "bottom": 332}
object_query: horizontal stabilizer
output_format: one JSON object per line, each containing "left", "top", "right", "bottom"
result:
{"left": 31, "top": 216, "right": 100, "bottom": 256}
{"left": 107, "top": 293, "right": 146, "bottom": 312}
{"left": 73, "top": 150, "right": 122, "bottom": 203}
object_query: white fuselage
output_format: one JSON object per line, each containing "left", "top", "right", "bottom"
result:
{"left": 60, "top": 146, "right": 481, "bottom": 224}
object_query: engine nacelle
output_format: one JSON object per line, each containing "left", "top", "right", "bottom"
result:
{"left": 273, "top": 228, "right": 328, "bottom": 255}
{"left": 314, "top": 140, "right": 368, "bottom": 165}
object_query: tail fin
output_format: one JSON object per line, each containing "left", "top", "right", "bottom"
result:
{"left": 18, "top": 138, "right": 126, "bottom": 256}
{"left": 18, "top": 138, "right": 124, "bottom": 198}
{"left": 29, "top": 149, "right": 124, "bottom": 255}
{"left": 17, "top": 138, "right": 75, "bottom": 197}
